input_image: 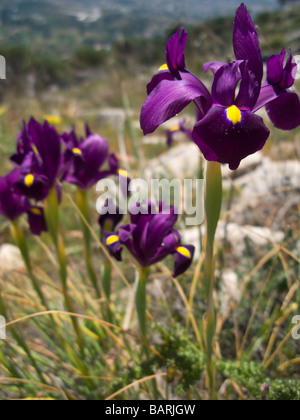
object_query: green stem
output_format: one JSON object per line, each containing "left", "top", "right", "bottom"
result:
{"left": 101, "top": 258, "right": 113, "bottom": 322}
{"left": 44, "top": 186, "right": 84, "bottom": 355}
{"left": 76, "top": 187, "right": 101, "bottom": 298}
{"left": 10, "top": 220, "right": 47, "bottom": 309}
{"left": 135, "top": 267, "right": 149, "bottom": 344}
{"left": 203, "top": 161, "right": 222, "bottom": 400}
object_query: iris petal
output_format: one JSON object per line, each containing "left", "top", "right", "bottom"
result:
{"left": 233, "top": 3, "right": 263, "bottom": 84}
{"left": 193, "top": 106, "right": 270, "bottom": 170}
{"left": 140, "top": 78, "right": 211, "bottom": 135}
{"left": 173, "top": 245, "right": 195, "bottom": 278}
{"left": 212, "top": 62, "right": 242, "bottom": 106}
{"left": 266, "top": 91, "right": 300, "bottom": 130}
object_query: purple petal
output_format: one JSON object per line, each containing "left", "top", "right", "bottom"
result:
{"left": 235, "top": 66, "right": 260, "bottom": 110}
{"left": 233, "top": 3, "right": 263, "bottom": 84}
{"left": 82, "top": 134, "right": 109, "bottom": 172}
{"left": 266, "top": 91, "right": 300, "bottom": 130}
{"left": 0, "top": 169, "right": 30, "bottom": 221}
{"left": 140, "top": 78, "right": 210, "bottom": 135}
{"left": 104, "top": 232, "right": 123, "bottom": 262}
{"left": 173, "top": 245, "right": 195, "bottom": 277}
{"left": 252, "top": 82, "right": 281, "bottom": 112}
{"left": 193, "top": 106, "right": 270, "bottom": 170}
{"left": 166, "top": 26, "right": 188, "bottom": 77}
{"left": 147, "top": 70, "right": 175, "bottom": 95}
{"left": 267, "top": 49, "right": 286, "bottom": 85}
{"left": 203, "top": 61, "right": 226, "bottom": 74}
{"left": 28, "top": 207, "right": 48, "bottom": 236}
{"left": 28, "top": 118, "right": 62, "bottom": 186}
{"left": 212, "top": 61, "right": 242, "bottom": 106}
{"left": 281, "top": 53, "right": 297, "bottom": 89}
{"left": 140, "top": 211, "right": 178, "bottom": 261}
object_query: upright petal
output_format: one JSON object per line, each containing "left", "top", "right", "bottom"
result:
{"left": 212, "top": 61, "right": 242, "bottom": 106}
{"left": 81, "top": 134, "right": 109, "bottom": 172}
{"left": 166, "top": 26, "right": 188, "bottom": 77}
{"left": 233, "top": 3, "right": 263, "bottom": 84}
{"left": 28, "top": 118, "right": 62, "bottom": 186}
{"left": 267, "top": 49, "right": 286, "bottom": 85}
{"left": 235, "top": 66, "right": 260, "bottom": 110}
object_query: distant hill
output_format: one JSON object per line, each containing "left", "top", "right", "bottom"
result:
{"left": 0, "top": 0, "right": 299, "bottom": 58}
{"left": 0, "top": 0, "right": 295, "bottom": 52}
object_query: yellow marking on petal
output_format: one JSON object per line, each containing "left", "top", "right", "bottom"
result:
{"left": 159, "top": 63, "right": 169, "bottom": 71}
{"left": 106, "top": 235, "right": 120, "bottom": 246}
{"left": 30, "top": 207, "right": 42, "bottom": 216}
{"left": 176, "top": 246, "right": 192, "bottom": 259}
{"left": 44, "top": 115, "right": 62, "bottom": 125}
{"left": 118, "top": 169, "right": 130, "bottom": 178}
{"left": 24, "top": 174, "right": 35, "bottom": 188}
{"left": 226, "top": 105, "right": 242, "bottom": 125}
{"left": 72, "top": 147, "right": 82, "bottom": 156}
{"left": 170, "top": 125, "right": 180, "bottom": 132}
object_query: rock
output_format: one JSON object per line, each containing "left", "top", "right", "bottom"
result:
{"left": 0, "top": 244, "right": 24, "bottom": 274}
{"left": 183, "top": 223, "right": 284, "bottom": 259}
{"left": 219, "top": 270, "right": 241, "bottom": 314}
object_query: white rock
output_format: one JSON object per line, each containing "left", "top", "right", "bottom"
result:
{"left": 0, "top": 244, "right": 24, "bottom": 274}
{"left": 220, "top": 270, "right": 241, "bottom": 314}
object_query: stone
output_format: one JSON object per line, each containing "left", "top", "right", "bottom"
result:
{"left": 0, "top": 244, "right": 24, "bottom": 274}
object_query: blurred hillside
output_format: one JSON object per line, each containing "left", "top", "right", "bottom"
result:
{"left": 0, "top": 1, "right": 300, "bottom": 96}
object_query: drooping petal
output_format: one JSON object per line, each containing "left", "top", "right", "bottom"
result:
{"left": 0, "top": 169, "right": 30, "bottom": 221}
{"left": 233, "top": 3, "right": 263, "bottom": 84}
{"left": 266, "top": 91, "right": 300, "bottom": 130}
{"left": 27, "top": 207, "right": 48, "bottom": 236}
{"left": 172, "top": 245, "right": 195, "bottom": 278}
{"left": 147, "top": 68, "right": 175, "bottom": 95}
{"left": 140, "top": 78, "right": 210, "bottom": 135}
{"left": 212, "top": 61, "right": 242, "bottom": 106}
{"left": 104, "top": 232, "right": 123, "bottom": 262}
{"left": 15, "top": 173, "right": 49, "bottom": 201}
{"left": 193, "top": 106, "right": 270, "bottom": 170}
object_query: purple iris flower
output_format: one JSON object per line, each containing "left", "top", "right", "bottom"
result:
{"left": 166, "top": 119, "right": 193, "bottom": 147}
{"left": 61, "top": 126, "right": 119, "bottom": 190}
{"left": 0, "top": 169, "right": 47, "bottom": 235}
{"left": 0, "top": 169, "right": 30, "bottom": 221}
{"left": 140, "top": 3, "right": 300, "bottom": 170}
{"left": 256, "top": 49, "right": 300, "bottom": 130}
{"left": 141, "top": 26, "right": 212, "bottom": 134}
{"left": 12, "top": 118, "right": 62, "bottom": 201}
{"left": 101, "top": 201, "right": 195, "bottom": 278}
